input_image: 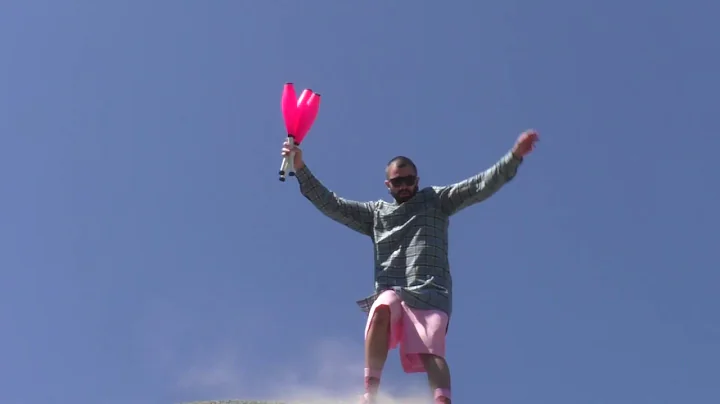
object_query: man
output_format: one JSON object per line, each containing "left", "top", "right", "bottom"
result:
{"left": 281, "top": 130, "right": 539, "bottom": 404}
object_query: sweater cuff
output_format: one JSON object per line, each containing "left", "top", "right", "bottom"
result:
{"left": 508, "top": 150, "right": 523, "bottom": 164}
{"left": 294, "top": 165, "right": 311, "bottom": 183}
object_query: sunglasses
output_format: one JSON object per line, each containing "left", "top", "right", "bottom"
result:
{"left": 389, "top": 175, "right": 417, "bottom": 187}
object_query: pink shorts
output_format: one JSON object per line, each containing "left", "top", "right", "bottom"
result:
{"left": 364, "top": 290, "right": 449, "bottom": 373}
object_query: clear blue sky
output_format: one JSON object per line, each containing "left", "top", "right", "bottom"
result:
{"left": 1, "top": 1, "right": 718, "bottom": 403}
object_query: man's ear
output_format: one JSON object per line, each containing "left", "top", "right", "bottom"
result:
{"left": 384, "top": 179, "right": 391, "bottom": 189}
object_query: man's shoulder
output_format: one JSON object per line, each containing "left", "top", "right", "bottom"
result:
{"left": 419, "top": 186, "right": 442, "bottom": 201}
{"left": 372, "top": 198, "right": 390, "bottom": 210}
{"left": 421, "top": 186, "right": 440, "bottom": 194}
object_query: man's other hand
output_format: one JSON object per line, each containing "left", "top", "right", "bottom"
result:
{"left": 512, "top": 129, "right": 539, "bottom": 158}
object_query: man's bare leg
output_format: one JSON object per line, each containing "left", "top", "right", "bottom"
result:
{"left": 421, "top": 354, "right": 452, "bottom": 404}
{"left": 363, "top": 305, "right": 391, "bottom": 403}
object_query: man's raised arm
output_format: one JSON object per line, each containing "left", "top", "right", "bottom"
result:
{"left": 295, "top": 165, "right": 375, "bottom": 236}
{"left": 433, "top": 130, "right": 539, "bottom": 216}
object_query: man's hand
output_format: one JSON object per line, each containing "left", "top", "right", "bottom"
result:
{"left": 281, "top": 139, "right": 305, "bottom": 170}
{"left": 512, "top": 129, "right": 539, "bottom": 158}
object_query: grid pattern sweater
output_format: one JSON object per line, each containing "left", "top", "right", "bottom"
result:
{"left": 295, "top": 150, "right": 523, "bottom": 318}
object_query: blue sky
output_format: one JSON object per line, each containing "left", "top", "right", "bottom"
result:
{"left": 1, "top": 1, "right": 718, "bottom": 403}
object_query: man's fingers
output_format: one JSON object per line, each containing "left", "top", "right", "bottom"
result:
{"left": 281, "top": 146, "right": 302, "bottom": 158}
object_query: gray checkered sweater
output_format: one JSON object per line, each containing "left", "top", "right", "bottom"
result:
{"left": 295, "top": 150, "right": 523, "bottom": 319}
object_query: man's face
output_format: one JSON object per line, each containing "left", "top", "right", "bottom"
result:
{"left": 385, "top": 163, "right": 419, "bottom": 203}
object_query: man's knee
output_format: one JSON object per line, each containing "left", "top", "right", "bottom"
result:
{"left": 369, "top": 305, "right": 392, "bottom": 330}
{"left": 420, "top": 353, "right": 447, "bottom": 367}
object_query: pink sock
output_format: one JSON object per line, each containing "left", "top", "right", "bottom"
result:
{"left": 364, "top": 368, "right": 382, "bottom": 379}
{"left": 434, "top": 387, "right": 451, "bottom": 403}
{"left": 364, "top": 368, "right": 382, "bottom": 395}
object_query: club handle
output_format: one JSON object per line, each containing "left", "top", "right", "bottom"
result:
{"left": 278, "top": 136, "right": 296, "bottom": 181}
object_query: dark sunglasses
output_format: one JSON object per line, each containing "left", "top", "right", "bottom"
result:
{"left": 389, "top": 175, "right": 417, "bottom": 187}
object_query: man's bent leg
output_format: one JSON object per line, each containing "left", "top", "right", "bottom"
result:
{"left": 364, "top": 305, "right": 390, "bottom": 398}
{"left": 363, "top": 291, "right": 403, "bottom": 403}
{"left": 421, "top": 354, "right": 452, "bottom": 404}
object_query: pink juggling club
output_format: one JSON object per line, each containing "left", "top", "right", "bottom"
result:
{"left": 279, "top": 83, "right": 321, "bottom": 181}
{"left": 295, "top": 92, "right": 321, "bottom": 145}
{"left": 279, "top": 83, "right": 299, "bottom": 181}
{"left": 281, "top": 83, "right": 298, "bottom": 135}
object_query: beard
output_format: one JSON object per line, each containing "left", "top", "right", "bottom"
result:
{"left": 391, "top": 185, "right": 419, "bottom": 203}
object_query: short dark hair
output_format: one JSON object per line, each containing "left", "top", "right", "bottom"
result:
{"left": 386, "top": 156, "right": 417, "bottom": 178}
